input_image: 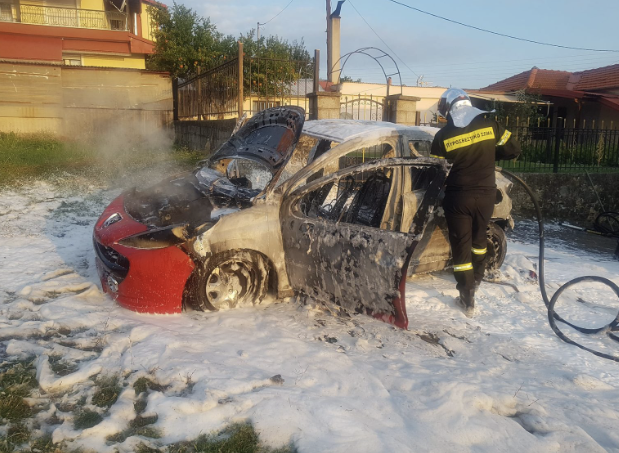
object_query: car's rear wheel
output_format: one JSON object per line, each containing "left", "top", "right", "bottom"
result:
{"left": 486, "top": 222, "right": 507, "bottom": 272}
{"left": 187, "top": 250, "right": 269, "bottom": 311}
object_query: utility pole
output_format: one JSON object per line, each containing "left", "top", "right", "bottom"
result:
{"left": 327, "top": 1, "right": 344, "bottom": 84}
{"left": 326, "top": 0, "right": 331, "bottom": 84}
{"left": 257, "top": 22, "right": 260, "bottom": 56}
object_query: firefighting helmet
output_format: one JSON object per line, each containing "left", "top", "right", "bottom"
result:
{"left": 437, "top": 88, "right": 472, "bottom": 118}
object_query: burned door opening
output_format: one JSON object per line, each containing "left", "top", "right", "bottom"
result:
{"left": 280, "top": 159, "right": 447, "bottom": 328}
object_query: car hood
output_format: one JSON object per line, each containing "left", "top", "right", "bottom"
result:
{"left": 122, "top": 168, "right": 257, "bottom": 232}
{"left": 209, "top": 106, "right": 305, "bottom": 172}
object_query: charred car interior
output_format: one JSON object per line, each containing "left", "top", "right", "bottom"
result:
{"left": 93, "top": 106, "right": 514, "bottom": 329}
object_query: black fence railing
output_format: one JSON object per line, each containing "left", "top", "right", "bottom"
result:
{"left": 176, "top": 55, "right": 315, "bottom": 121}
{"left": 498, "top": 127, "right": 619, "bottom": 173}
{"left": 177, "top": 59, "right": 239, "bottom": 120}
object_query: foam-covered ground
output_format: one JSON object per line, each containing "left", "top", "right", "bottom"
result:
{"left": 1, "top": 181, "right": 619, "bottom": 452}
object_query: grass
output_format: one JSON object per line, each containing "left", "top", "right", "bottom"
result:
{"left": 167, "top": 423, "right": 297, "bottom": 453}
{"left": 499, "top": 160, "right": 619, "bottom": 174}
{"left": 92, "top": 375, "right": 121, "bottom": 408}
{"left": 0, "top": 362, "right": 296, "bottom": 452}
{"left": 73, "top": 409, "right": 103, "bottom": 430}
{"left": 0, "top": 132, "right": 205, "bottom": 187}
{"left": 0, "top": 359, "right": 38, "bottom": 421}
{"left": 0, "top": 424, "right": 30, "bottom": 453}
{"left": 48, "top": 356, "right": 79, "bottom": 377}
{"left": 106, "top": 414, "right": 161, "bottom": 444}
{"left": 0, "top": 432, "right": 84, "bottom": 453}
{"left": 133, "top": 377, "right": 168, "bottom": 395}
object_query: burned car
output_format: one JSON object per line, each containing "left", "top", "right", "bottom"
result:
{"left": 94, "top": 106, "right": 514, "bottom": 328}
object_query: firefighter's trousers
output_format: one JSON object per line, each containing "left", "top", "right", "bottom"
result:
{"left": 443, "top": 189, "right": 495, "bottom": 295}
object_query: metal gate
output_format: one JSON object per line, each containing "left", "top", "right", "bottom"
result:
{"left": 340, "top": 95, "right": 383, "bottom": 121}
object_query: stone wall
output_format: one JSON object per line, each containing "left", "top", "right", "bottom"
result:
{"left": 509, "top": 173, "right": 619, "bottom": 222}
{"left": 174, "top": 119, "right": 237, "bottom": 154}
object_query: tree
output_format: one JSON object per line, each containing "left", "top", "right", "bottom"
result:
{"left": 340, "top": 76, "right": 362, "bottom": 83}
{"left": 490, "top": 90, "right": 547, "bottom": 126}
{"left": 230, "top": 31, "right": 312, "bottom": 97}
{"left": 146, "top": 4, "right": 311, "bottom": 84}
{"left": 146, "top": 2, "right": 228, "bottom": 78}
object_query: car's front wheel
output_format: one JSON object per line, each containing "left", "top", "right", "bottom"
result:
{"left": 186, "top": 250, "right": 269, "bottom": 311}
{"left": 486, "top": 222, "right": 507, "bottom": 272}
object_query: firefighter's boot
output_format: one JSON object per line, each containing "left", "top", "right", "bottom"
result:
{"left": 457, "top": 289, "right": 475, "bottom": 317}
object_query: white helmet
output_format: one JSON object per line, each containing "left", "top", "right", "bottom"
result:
{"left": 437, "top": 88, "right": 471, "bottom": 118}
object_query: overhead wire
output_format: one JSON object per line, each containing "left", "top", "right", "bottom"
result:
{"left": 344, "top": 56, "right": 616, "bottom": 74}
{"left": 409, "top": 53, "right": 618, "bottom": 69}
{"left": 258, "top": 0, "right": 296, "bottom": 26}
{"left": 347, "top": 0, "right": 420, "bottom": 79}
{"left": 343, "top": 55, "right": 618, "bottom": 86}
{"left": 386, "top": 0, "right": 619, "bottom": 53}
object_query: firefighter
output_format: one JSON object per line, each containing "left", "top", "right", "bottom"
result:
{"left": 430, "top": 88, "right": 521, "bottom": 316}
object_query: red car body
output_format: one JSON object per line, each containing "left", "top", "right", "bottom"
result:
{"left": 94, "top": 195, "right": 195, "bottom": 314}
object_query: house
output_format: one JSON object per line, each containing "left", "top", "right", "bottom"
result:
{"left": 0, "top": 0, "right": 160, "bottom": 69}
{"left": 473, "top": 64, "right": 619, "bottom": 129}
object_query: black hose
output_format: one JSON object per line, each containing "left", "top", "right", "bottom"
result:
{"left": 498, "top": 168, "right": 619, "bottom": 362}
{"left": 594, "top": 211, "right": 619, "bottom": 238}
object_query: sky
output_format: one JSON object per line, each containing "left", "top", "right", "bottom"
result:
{"left": 159, "top": 0, "right": 619, "bottom": 89}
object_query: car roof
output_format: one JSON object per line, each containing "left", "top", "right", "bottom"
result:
{"left": 301, "top": 119, "right": 439, "bottom": 143}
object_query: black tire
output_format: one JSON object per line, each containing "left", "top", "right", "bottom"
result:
{"left": 186, "top": 250, "right": 269, "bottom": 311}
{"left": 486, "top": 222, "right": 507, "bottom": 272}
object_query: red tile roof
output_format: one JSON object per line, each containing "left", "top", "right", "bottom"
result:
{"left": 529, "top": 69, "right": 572, "bottom": 90}
{"left": 569, "top": 64, "right": 619, "bottom": 91}
{"left": 481, "top": 67, "right": 571, "bottom": 92}
{"left": 481, "top": 69, "right": 532, "bottom": 92}
{"left": 481, "top": 64, "right": 619, "bottom": 93}
{"left": 478, "top": 64, "right": 619, "bottom": 112}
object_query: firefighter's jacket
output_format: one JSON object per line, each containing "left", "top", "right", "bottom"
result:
{"left": 430, "top": 115, "right": 521, "bottom": 192}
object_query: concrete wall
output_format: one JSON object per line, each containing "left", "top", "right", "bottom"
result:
{"left": 174, "top": 119, "right": 237, "bottom": 154}
{"left": 510, "top": 172, "right": 619, "bottom": 222}
{"left": 0, "top": 61, "right": 172, "bottom": 138}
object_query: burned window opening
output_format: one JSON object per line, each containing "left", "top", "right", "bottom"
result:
{"left": 399, "top": 166, "right": 441, "bottom": 234}
{"left": 409, "top": 140, "right": 432, "bottom": 157}
{"left": 339, "top": 143, "right": 395, "bottom": 171}
{"left": 298, "top": 169, "right": 393, "bottom": 228}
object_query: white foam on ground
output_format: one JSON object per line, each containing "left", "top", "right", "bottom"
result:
{"left": 1, "top": 181, "right": 619, "bottom": 452}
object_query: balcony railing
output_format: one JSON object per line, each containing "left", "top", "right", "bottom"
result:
{"left": 0, "top": 3, "right": 128, "bottom": 31}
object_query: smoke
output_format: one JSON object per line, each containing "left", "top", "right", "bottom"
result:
{"left": 72, "top": 116, "right": 196, "bottom": 191}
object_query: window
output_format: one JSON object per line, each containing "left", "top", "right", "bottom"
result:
{"left": 298, "top": 168, "right": 393, "bottom": 228}
{"left": 409, "top": 140, "right": 432, "bottom": 157}
{"left": 339, "top": 143, "right": 395, "bottom": 170}
{"left": 0, "top": 3, "right": 14, "bottom": 21}
{"left": 274, "top": 134, "right": 318, "bottom": 189}
{"left": 62, "top": 55, "right": 82, "bottom": 66}
{"left": 400, "top": 166, "right": 439, "bottom": 233}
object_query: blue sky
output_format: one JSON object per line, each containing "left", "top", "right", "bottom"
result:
{"left": 164, "top": 0, "right": 619, "bottom": 89}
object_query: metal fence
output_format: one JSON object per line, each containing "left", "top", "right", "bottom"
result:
{"left": 245, "top": 57, "right": 314, "bottom": 118}
{"left": 177, "top": 59, "right": 239, "bottom": 120}
{"left": 0, "top": 3, "right": 128, "bottom": 30}
{"left": 498, "top": 127, "right": 619, "bottom": 173}
{"left": 176, "top": 52, "right": 315, "bottom": 121}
